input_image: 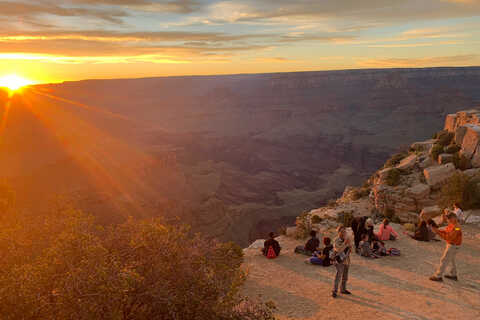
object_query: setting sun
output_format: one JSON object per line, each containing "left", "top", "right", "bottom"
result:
{"left": 0, "top": 74, "right": 34, "bottom": 91}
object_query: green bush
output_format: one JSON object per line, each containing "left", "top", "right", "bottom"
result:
{"left": 452, "top": 153, "right": 472, "bottom": 170}
{"left": 435, "top": 130, "right": 454, "bottom": 146}
{"left": 311, "top": 215, "right": 322, "bottom": 224}
{"left": 351, "top": 187, "right": 370, "bottom": 200}
{"left": 439, "top": 172, "right": 480, "bottom": 210}
{"left": 327, "top": 199, "right": 337, "bottom": 207}
{"left": 336, "top": 211, "right": 354, "bottom": 228}
{"left": 0, "top": 206, "right": 275, "bottom": 320}
{"left": 385, "top": 168, "right": 401, "bottom": 186}
{"left": 384, "top": 152, "right": 408, "bottom": 168}
{"left": 444, "top": 144, "right": 460, "bottom": 154}
{"left": 430, "top": 144, "right": 444, "bottom": 161}
{"left": 295, "top": 212, "right": 312, "bottom": 239}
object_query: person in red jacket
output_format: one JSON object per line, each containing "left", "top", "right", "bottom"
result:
{"left": 429, "top": 212, "right": 462, "bottom": 282}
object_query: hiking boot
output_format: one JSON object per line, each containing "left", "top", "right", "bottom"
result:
{"left": 341, "top": 290, "right": 351, "bottom": 295}
{"left": 444, "top": 275, "right": 458, "bottom": 281}
{"left": 429, "top": 276, "right": 443, "bottom": 282}
{"left": 331, "top": 292, "right": 337, "bottom": 298}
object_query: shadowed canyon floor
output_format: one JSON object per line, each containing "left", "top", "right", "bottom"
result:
{"left": 1, "top": 67, "right": 480, "bottom": 245}
{"left": 242, "top": 225, "right": 480, "bottom": 320}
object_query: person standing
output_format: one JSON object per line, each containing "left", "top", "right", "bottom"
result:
{"left": 429, "top": 213, "right": 462, "bottom": 282}
{"left": 351, "top": 216, "right": 367, "bottom": 252}
{"left": 452, "top": 203, "right": 465, "bottom": 224}
{"left": 332, "top": 225, "right": 352, "bottom": 297}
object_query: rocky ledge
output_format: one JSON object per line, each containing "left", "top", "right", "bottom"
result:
{"left": 274, "top": 108, "right": 480, "bottom": 239}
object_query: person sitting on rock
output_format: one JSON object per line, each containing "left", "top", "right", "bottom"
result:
{"left": 361, "top": 218, "right": 377, "bottom": 243}
{"left": 452, "top": 203, "right": 465, "bottom": 224}
{"left": 295, "top": 230, "right": 320, "bottom": 256}
{"left": 376, "top": 218, "right": 399, "bottom": 241}
{"left": 307, "top": 237, "right": 333, "bottom": 266}
{"left": 359, "top": 233, "right": 379, "bottom": 258}
{"left": 262, "top": 232, "right": 281, "bottom": 258}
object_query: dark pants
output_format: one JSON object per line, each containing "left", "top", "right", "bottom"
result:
{"left": 333, "top": 263, "right": 349, "bottom": 293}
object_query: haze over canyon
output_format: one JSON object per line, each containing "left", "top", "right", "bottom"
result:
{"left": 1, "top": 67, "right": 479, "bottom": 245}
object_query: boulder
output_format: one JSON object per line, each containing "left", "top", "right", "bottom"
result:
{"left": 423, "top": 163, "right": 456, "bottom": 188}
{"left": 396, "top": 211, "right": 419, "bottom": 224}
{"left": 444, "top": 113, "right": 458, "bottom": 132}
{"left": 247, "top": 239, "right": 265, "bottom": 249}
{"left": 460, "top": 125, "right": 480, "bottom": 159}
{"left": 285, "top": 226, "right": 297, "bottom": 237}
{"left": 463, "top": 168, "right": 480, "bottom": 177}
{"left": 419, "top": 156, "right": 434, "bottom": 169}
{"left": 396, "top": 154, "right": 417, "bottom": 170}
{"left": 438, "top": 153, "right": 453, "bottom": 165}
{"left": 420, "top": 205, "right": 442, "bottom": 220}
{"left": 378, "top": 167, "right": 394, "bottom": 180}
{"left": 411, "top": 139, "right": 436, "bottom": 152}
{"left": 455, "top": 126, "right": 469, "bottom": 146}
{"left": 406, "top": 183, "right": 430, "bottom": 199}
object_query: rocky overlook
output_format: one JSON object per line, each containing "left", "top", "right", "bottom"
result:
{"left": 242, "top": 110, "right": 480, "bottom": 319}
{"left": 1, "top": 67, "right": 480, "bottom": 246}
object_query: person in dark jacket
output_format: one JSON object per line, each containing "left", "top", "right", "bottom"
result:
{"left": 308, "top": 237, "right": 333, "bottom": 266}
{"left": 407, "top": 220, "right": 429, "bottom": 241}
{"left": 295, "top": 230, "right": 320, "bottom": 255}
{"left": 262, "top": 232, "right": 281, "bottom": 256}
{"left": 351, "top": 216, "right": 368, "bottom": 251}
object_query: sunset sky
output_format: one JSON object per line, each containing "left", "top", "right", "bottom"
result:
{"left": 1, "top": 0, "right": 480, "bottom": 83}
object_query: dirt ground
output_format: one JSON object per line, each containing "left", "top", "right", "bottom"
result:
{"left": 242, "top": 225, "right": 480, "bottom": 320}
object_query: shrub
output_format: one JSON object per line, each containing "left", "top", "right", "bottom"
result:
{"left": 336, "top": 211, "right": 354, "bottom": 228}
{"left": 311, "top": 215, "right": 322, "bottom": 224}
{"left": 444, "top": 144, "right": 460, "bottom": 154}
{"left": 0, "top": 206, "right": 275, "bottom": 320}
{"left": 351, "top": 187, "right": 370, "bottom": 200}
{"left": 385, "top": 152, "right": 408, "bottom": 168}
{"left": 295, "top": 212, "right": 311, "bottom": 239}
{"left": 439, "top": 172, "right": 480, "bottom": 210}
{"left": 327, "top": 199, "right": 337, "bottom": 207}
{"left": 430, "top": 144, "right": 444, "bottom": 161}
{"left": 435, "top": 130, "right": 454, "bottom": 146}
{"left": 452, "top": 153, "right": 472, "bottom": 170}
{"left": 385, "top": 168, "right": 401, "bottom": 186}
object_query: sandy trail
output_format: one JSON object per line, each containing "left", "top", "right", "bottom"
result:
{"left": 242, "top": 225, "right": 480, "bottom": 320}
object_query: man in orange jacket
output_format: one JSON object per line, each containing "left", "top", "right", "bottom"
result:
{"left": 429, "top": 212, "right": 462, "bottom": 282}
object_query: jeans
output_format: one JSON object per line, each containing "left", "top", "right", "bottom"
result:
{"left": 434, "top": 243, "right": 459, "bottom": 277}
{"left": 333, "top": 263, "right": 349, "bottom": 293}
{"left": 310, "top": 257, "right": 324, "bottom": 265}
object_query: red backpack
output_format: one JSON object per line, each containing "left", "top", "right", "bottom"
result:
{"left": 266, "top": 246, "right": 277, "bottom": 259}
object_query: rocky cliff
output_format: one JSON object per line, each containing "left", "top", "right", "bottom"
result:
{"left": 2, "top": 67, "right": 480, "bottom": 246}
{"left": 284, "top": 109, "right": 480, "bottom": 240}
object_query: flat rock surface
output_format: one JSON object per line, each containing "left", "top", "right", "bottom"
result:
{"left": 242, "top": 226, "right": 480, "bottom": 320}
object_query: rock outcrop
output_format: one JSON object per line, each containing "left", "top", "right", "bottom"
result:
{"left": 283, "top": 108, "right": 480, "bottom": 235}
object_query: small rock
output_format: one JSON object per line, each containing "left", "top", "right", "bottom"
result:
{"left": 420, "top": 205, "right": 442, "bottom": 220}
{"left": 406, "top": 183, "right": 430, "bottom": 200}
{"left": 438, "top": 153, "right": 453, "bottom": 165}
{"left": 396, "top": 154, "right": 417, "bottom": 170}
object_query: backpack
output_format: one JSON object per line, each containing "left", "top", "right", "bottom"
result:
{"left": 387, "top": 248, "right": 401, "bottom": 256}
{"left": 266, "top": 246, "right": 277, "bottom": 259}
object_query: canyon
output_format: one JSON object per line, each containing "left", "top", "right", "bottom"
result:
{"left": 1, "top": 67, "right": 479, "bottom": 246}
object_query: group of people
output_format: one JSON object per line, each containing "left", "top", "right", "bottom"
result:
{"left": 262, "top": 204, "right": 464, "bottom": 297}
